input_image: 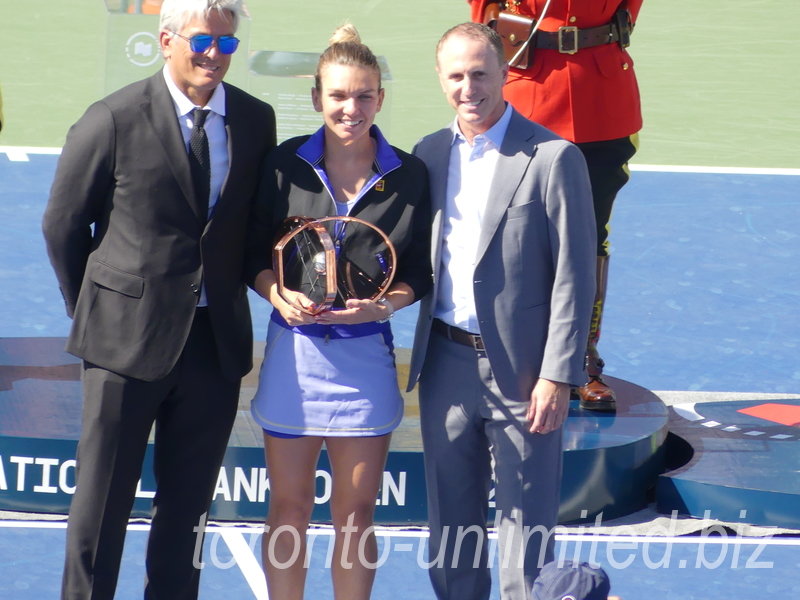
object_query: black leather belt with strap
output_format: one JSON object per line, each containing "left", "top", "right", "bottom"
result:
{"left": 535, "top": 22, "right": 621, "bottom": 54}
{"left": 432, "top": 318, "right": 485, "bottom": 351}
{"left": 532, "top": 7, "right": 633, "bottom": 55}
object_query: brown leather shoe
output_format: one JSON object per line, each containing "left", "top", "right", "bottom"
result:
{"left": 577, "top": 373, "right": 616, "bottom": 412}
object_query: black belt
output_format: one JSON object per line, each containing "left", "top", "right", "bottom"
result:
{"left": 432, "top": 318, "right": 485, "bottom": 351}
{"left": 535, "top": 23, "right": 621, "bottom": 54}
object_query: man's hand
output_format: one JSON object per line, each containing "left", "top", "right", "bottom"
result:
{"left": 526, "top": 378, "right": 570, "bottom": 434}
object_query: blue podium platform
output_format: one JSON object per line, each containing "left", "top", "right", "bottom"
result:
{"left": 0, "top": 337, "right": 667, "bottom": 525}
{"left": 658, "top": 399, "right": 800, "bottom": 529}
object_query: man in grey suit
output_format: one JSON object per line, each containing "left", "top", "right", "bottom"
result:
{"left": 42, "top": 1, "right": 275, "bottom": 598}
{"left": 407, "top": 23, "right": 596, "bottom": 600}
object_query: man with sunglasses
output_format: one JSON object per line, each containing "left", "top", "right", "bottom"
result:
{"left": 43, "top": 1, "right": 276, "bottom": 598}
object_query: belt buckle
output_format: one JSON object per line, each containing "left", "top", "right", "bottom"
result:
{"left": 558, "top": 25, "right": 579, "bottom": 54}
{"left": 471, "top": 334, "right": 485, "bottom": 351}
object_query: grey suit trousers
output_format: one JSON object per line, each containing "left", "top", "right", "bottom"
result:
{"left": 419, "top": 331, "right": 563, "bottom": 600}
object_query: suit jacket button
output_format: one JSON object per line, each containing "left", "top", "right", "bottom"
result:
{"left": 191, "top": 284, "right": 200, "bottom": 294}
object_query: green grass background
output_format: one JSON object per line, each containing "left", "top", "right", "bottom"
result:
{"left": 0, "top": 0, "right": 798, "bottom": 167}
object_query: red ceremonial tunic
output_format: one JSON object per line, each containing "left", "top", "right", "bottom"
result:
{"left": 469, "top": 0, "right": 643, "bottom": 144}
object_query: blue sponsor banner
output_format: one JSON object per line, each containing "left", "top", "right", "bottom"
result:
{"left": 0, "top": 436, "right": 427, "bottom": 524}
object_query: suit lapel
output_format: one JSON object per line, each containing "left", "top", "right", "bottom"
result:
{"left": 420, "top": 128, "right": 453, "bottom": 295}
{"left": 475, "top": 111, "right": 537, "bottom": 265}
{"left": 428, "top": 129, "right": 451, "bottom": 274}
{"left": 140, "top": 73, "right": 206, "bottom": 223}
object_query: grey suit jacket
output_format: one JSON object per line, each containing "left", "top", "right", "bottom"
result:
{"left": 408, "top": 109, "right": 596, "bottom": 402}
{"left": 43, "top": 72, "right": 276, "bottom": 382}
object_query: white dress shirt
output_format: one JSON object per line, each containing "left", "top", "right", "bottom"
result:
{"left": 163, "top": 66, "right": 229, "bottom": 306}
{"left": 434, "top": 103, "right": 513, "bottom": 334}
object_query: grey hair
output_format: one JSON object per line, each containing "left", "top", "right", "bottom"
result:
{"left": 159, "top": 0, "right": 247, "bottom": 35}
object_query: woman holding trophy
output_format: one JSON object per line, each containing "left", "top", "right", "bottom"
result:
{"left": 245, "top": 24, "right": 431, "bottom": 600}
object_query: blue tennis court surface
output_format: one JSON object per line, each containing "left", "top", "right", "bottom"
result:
{"left": 2, "top": 152, "right": 798, "bottom": 392}
{"left": 604, "top": 167, "right": 800, "bottom": 393}
{"left": 3, "top": 521, "right": 800, "bottom": 599}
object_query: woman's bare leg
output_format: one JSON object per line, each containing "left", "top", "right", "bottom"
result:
{"left": 326, "top": 434, "right": 392, "bottom": 600}
{"left": 261, "top": 434, "right": 324, "bottom": 600}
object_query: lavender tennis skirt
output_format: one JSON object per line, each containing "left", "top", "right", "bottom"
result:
{"left": 250, "top": 314, "right": 404, "bottom": 437}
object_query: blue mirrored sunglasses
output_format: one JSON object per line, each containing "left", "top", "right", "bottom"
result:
{"left": 170, "top": 31, "right": 240, "bottom": 54}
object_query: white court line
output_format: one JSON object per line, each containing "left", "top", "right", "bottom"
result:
{"left": 556, "top": 534, "right": 800, "bottom": 546}
{"left": 2, "top": 521, "right": 799, "bottom": 546}
{"left": 0, "top": 146, "right": 62, "bottom": 161}
{"left": 629, "top": 164, "right": 800, "bottom": 176}
{"left": 1, "top": 147, "right": 798, "bottom": 176}
{"left": 0, "top": 520, "right": 67, "bottom": 529}
{"left": 218, "top": 529, "right": 270, "bottom": 600}
{"left": 0, "top": 520, "right": 152, "bottom": 531}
